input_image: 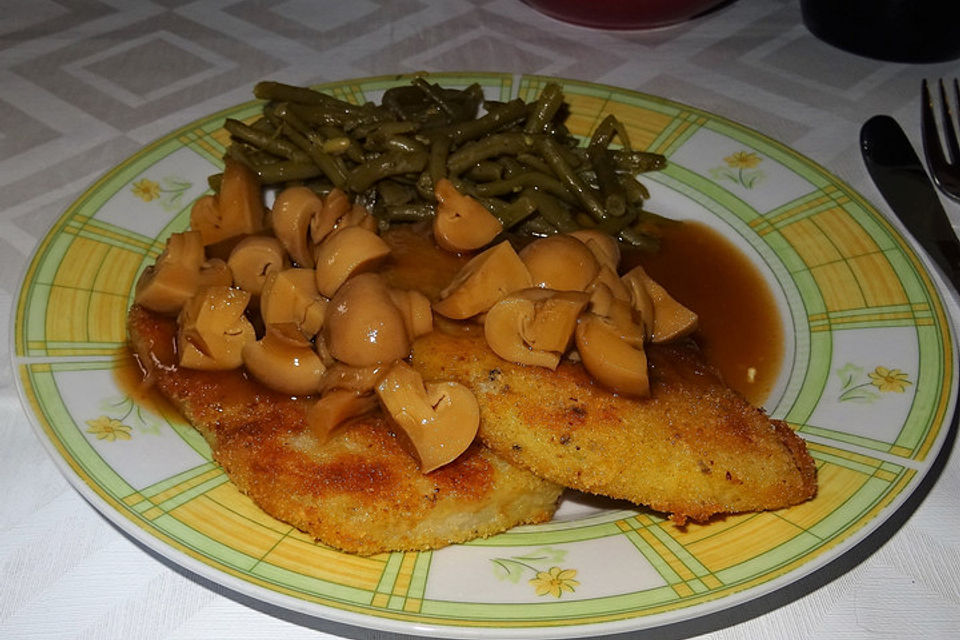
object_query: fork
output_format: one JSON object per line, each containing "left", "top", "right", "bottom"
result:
{"left": 921, "top": 78, "right": 960, "bottom": 203}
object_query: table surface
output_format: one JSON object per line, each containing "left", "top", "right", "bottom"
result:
{"left": 2, "top": 1, "right": 959, "bottom": 638}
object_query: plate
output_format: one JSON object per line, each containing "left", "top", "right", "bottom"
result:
{"left": 12, "top": 73, "right": 957, "bottom": 637}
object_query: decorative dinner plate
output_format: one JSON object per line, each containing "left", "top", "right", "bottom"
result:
{"left": 13, "top": 73, "right": 957, "bottom": 637}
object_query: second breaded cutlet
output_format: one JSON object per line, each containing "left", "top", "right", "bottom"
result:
{"left": 128, "top": 305, "right": 563, "bottom": 555}
{"left": 411, "top": 328, "right": 816, "bottom": 524}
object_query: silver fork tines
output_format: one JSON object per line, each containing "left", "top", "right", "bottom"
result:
{"left": 922, "top": 78, "right": 960, "bottom": 202}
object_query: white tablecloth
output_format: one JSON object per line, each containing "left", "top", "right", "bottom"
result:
{"left": 2, "top": 1, "right": 959, "bottom": 637}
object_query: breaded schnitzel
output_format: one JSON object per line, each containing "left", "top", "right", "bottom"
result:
{"left": 411, "top": 328, "right": 816, "bottom": 524}
{"left": 128, "top": 305, "right": 563, "bottom": 555}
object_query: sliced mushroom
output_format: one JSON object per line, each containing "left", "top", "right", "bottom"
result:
{"left": 519, "top": 234, "right": 600, "bottom": 292}
{"left": 588, "top": 282, "right": 645, "bottom": 347}
{"left": 388, "top": 288, "right": 434, "bottom": 342}
{"left": 260, "top": 268, "right": 327, "bottom": 338}
{"left": 484, "top": 288, "right": 589, "bottom": 369}
{"left": 314, "top": 331, "right": 336, "bottom": 368}
{"left": 188, "top": 195, "right": 223, "bottom": 246}
{"left": 340, "top": 203, "right": 378, "bottom": 233}
{"left": 432, "top": 178, "right": 503, "bottom": 252}
{"left": 575, "top": 313, "right": 650, "bottom": 397}
{"left": 310, "top": 187, "right": 352, "bottom": 244}
{"left": 271, "top": 186, "right": 322, "bottom": 268}
{"left": 619, "top": 266, "right": 655, "bottom": 338}
{"left": 567, "top": 229, "right": 621, "bottom": 271}
{"left": 588, "top": 264, "right": 631, "bottom": 302}
{"left": 134, "top": 230, "right": 205, "bottom": 314}
{"left": 197, "top": 258, "right": 233, "bottom": 289}
{"left": 376, "top": 361, "right": 479, "bottom": 473}
{"left": 622, "top": 265, "right": 698, "bottom": 342}
{"left": 433, "top": 241, "right": 532, "bottom": 319}
{"left": 227, "top": 236, "right": 289, "bottom": 297}
{"left": 319, "top": 362, "right": 389, "bottom": 396}
{"left": 190, "top": 160, "right": 264, "bottom": 245}
{"left": 242, "top": 323, "right": 325, "bottom": 396}
{"left": 177, "top": 286, "right": 255, "bottom": 370}
{"left": 306, "top": 389, "right": 379, "bottom": 444}
{"left": 313, "top": 226, "right": 391, "bottom": 298}
{"left": 324, "top": 273, "right": 410, "bottom": 367}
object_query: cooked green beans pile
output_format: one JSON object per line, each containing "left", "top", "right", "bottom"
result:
{"left": 217, "top": 78, "right": 670, "bottom": 248}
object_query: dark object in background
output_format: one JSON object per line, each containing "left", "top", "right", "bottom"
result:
{"left": 801, "top": 0, "right": 960, "bottom": 63}
{"left": 523, "top": 0, "right": 730, "bottom": 29}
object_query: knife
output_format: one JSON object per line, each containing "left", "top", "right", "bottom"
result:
{"left": 861, "top": 114, "right": 960, "bottom": 290}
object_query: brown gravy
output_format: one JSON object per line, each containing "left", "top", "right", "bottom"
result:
{"left": 634, "top": 221, "right": 783, "bottom": 406}
{"left": 118, "top": 221, "right": 783, "bottom": 409}
{"left": 114, "top": 347, "right": 184, "bottom": 421}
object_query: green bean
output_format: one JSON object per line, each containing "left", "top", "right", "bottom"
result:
{"left": 519, "top": 216, "right": 557, "bottom": 236}
{"left": 443, "top": 99, "right": 527, "bottom": 144}
{"left": 470, "top": 171, "right": 577, "bottom": 205}
{"left": 515, "top": 152, "right": 552, "bottom": 175}
{"left": 495, "top": 191, "right": 538, "bottom": 229}
{"left": 534, "top": 136, "right": 606, "bottom": 222}
{"left": 426, "top": 133, "right": 451, "bottom": 188}
{"left": 613, "top": 150, "right": 667, "bottom": 173}
{"left": 589, "top": 114, "right": 632, "bottom": 152}
{"left": 463, "top": 161, "right": 502, "bottom": 183}
{"left": 587, "top": 146, "right": 627, "bottom": 217}
{"left": 619, "top": 225, "right": 660, "bottom": 251}
{"left": 621, "top": 174, "right": 649, "bottom": 203}
{"left": 378, "top": 203, "right": 436, "bottom": 222}
{"left": 254, "top": 81, "right": 333, "bottom": 106}
{"left": 447, "top": 133, "right": 533, "bottom": 175}
{"left": 412, "top": 77, "right": 458, "bottom": 120}
{"left": 223, "top": 78, "right": 672, "bottom": 245}
{"left": 276, "top": 120, "right": 349, "bottom": 188}
{"left": 524, "top": 83, "right": 564, "bottom": 134}
{"left": 523, "top": 188, "right": 579, "bottom": 232}
{"left": 224, "top": 119, "right": 310, "bottom": 162}
{"left": 347, "top": 150, "right": 429, "bottom": 193}
{"left": 377, "top": 179, "right": 416, "bottom": 207}
{"left": 272, "top": 105, "right": 351, "bottom": 184}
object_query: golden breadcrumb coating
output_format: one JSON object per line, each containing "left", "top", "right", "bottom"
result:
{"left": 411, "top": 328, "right": 816, "bottom": 523}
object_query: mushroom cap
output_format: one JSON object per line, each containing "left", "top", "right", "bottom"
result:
{"left": 189, "top": 195, "right": 226, "bottom": 246}
{"left": 310, "top": 187, "right": 352, "bottom": 244}
{"left": 567, "top": 229, "right": 621, "bottom": 270}
{"left": 519, "top": 234, "right": 600, "bottom": 291}
{"left": 190, "top": 160, "right": 264, "bottom": 245}
{"left": 622, "top": 265, "right": 698, "bottom": 342}
{"left": 387, "top": 288, "right": 434, "bottom": 342}
{"left": 432, "top": 178, "right": 503, "bottom": 252}
{"left": 433, "top": 241, "right": 533, "bottom": 319}
{"left": 324, "top": 273, "right": 411, "bottom": 367}
{"left": 177, "top": 285, "right": 255, "bottom": 370}
{"left": 227, "top": 235, "right": 289, "bottom": 296}
{"left": 375, "top": 361, "right": 479, "bottom": 473}
{"left": 306, "top": 389, "right": 379, "bottom": 444}
{"left": 588, "top": 282, "right": 645, "bottom": 348}
{"left": 575, "top": 313, "right": 650, "bottom": 397}
{"left": 197, "top": 258, "right": 234, "bottom": 289}
{"left": 483, "top": 288, "right": 588, "bottom": 369}
{"left": 218, "top": 159, "right": 265, "bottom": 236}
{"left": 313, "top": 226, "right": 391, "bottom": 298}
{"left": 271, "top": 186, "right": 323, "bottom": 268}
{"left": 242, "top": 323, "right": 325, "bottom": 396}
{"left": 260, "top": 268, "right": 327, "bottom": 338}
{"left": 134, "top": 230, "right": 205, "bottom": 315}
{"left": 319, "top": 362, "right": 389, "bottom": 396}
{"left": 620, "top": 266, "right": 655, "bottom": 338}
{"left": 590, "top": 264, "right": 631, "bottom": 302}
